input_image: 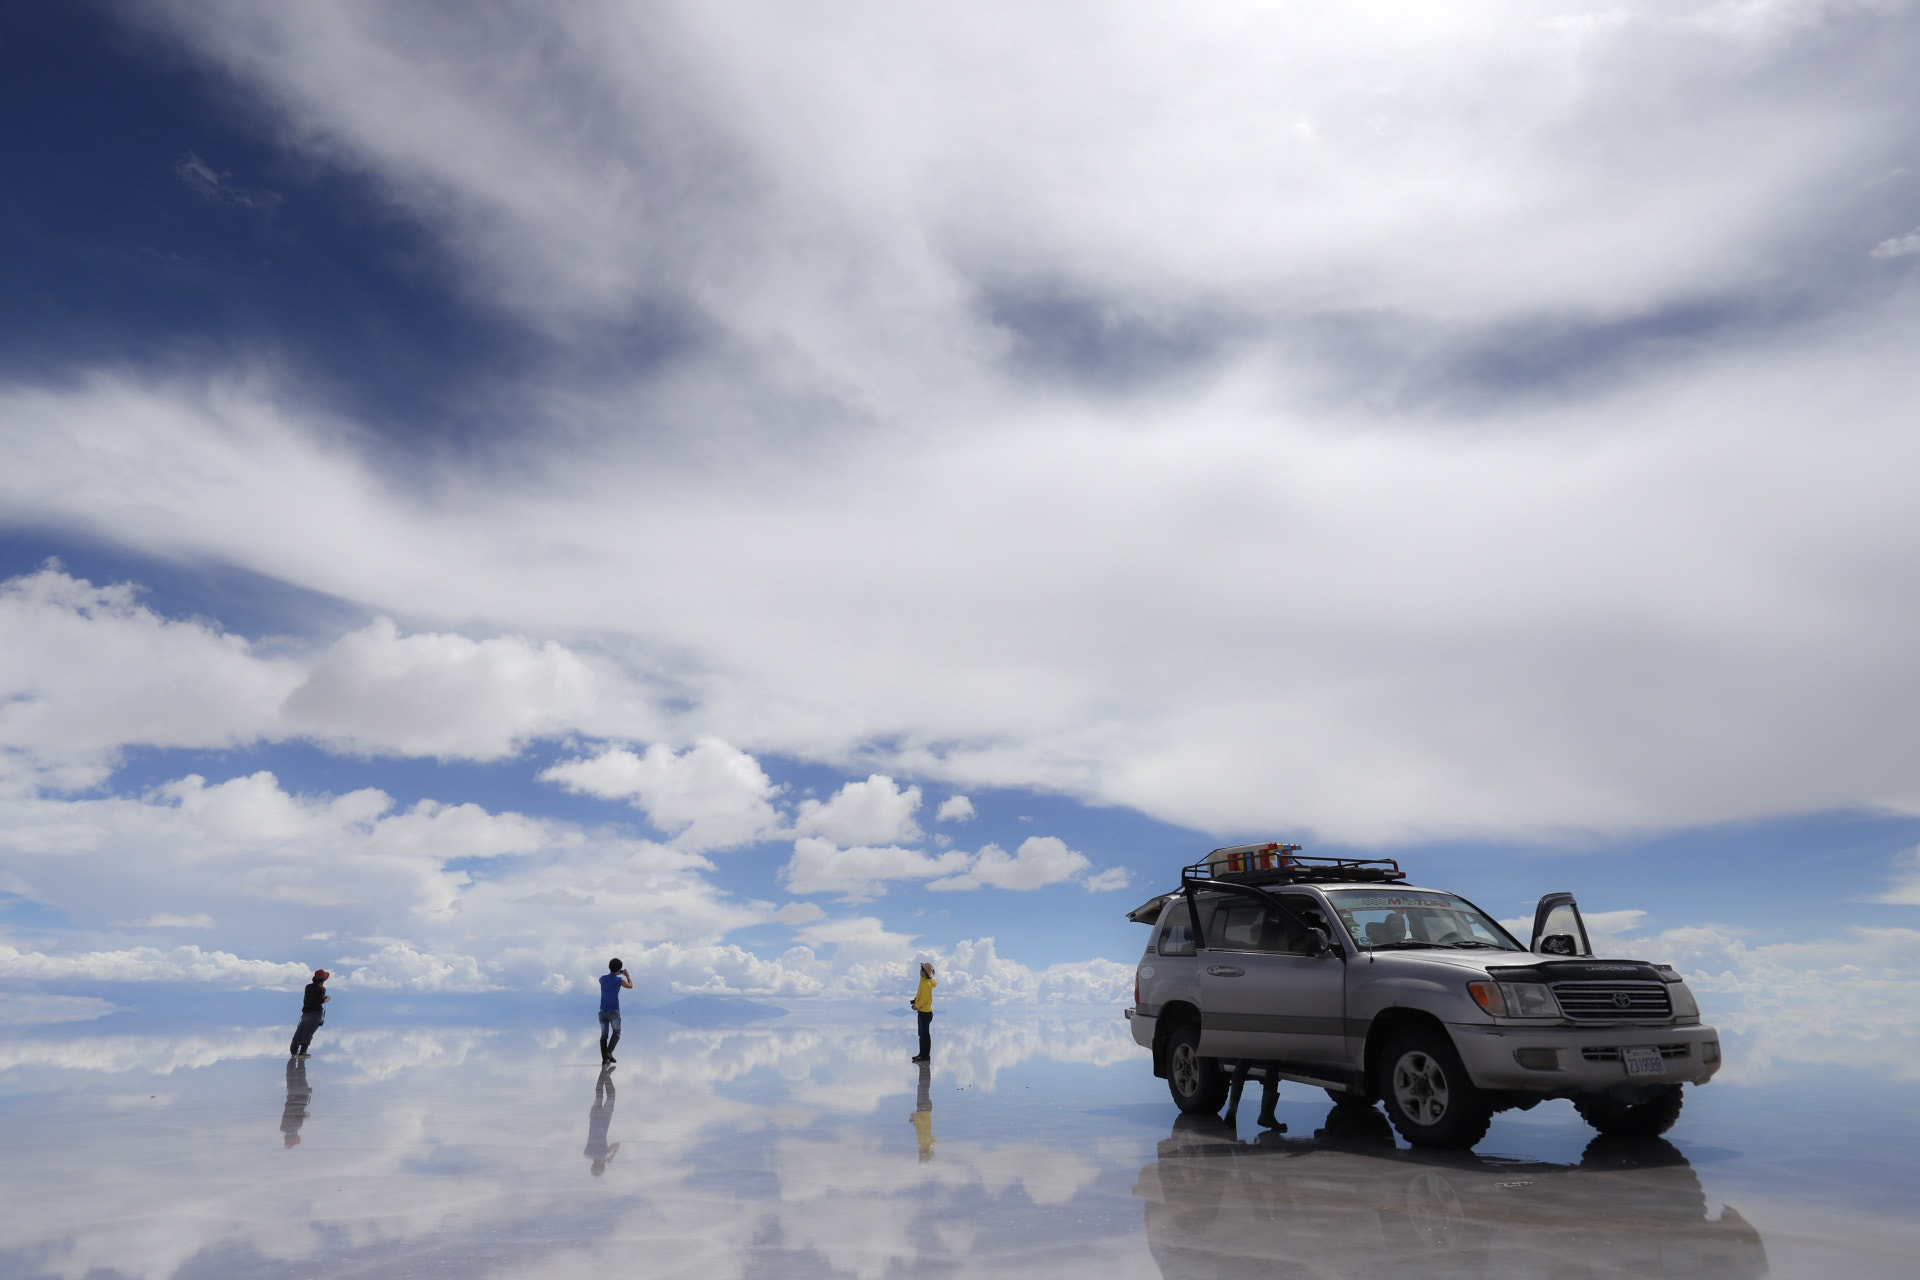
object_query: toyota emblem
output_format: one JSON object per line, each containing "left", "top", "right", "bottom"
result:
{"left": 1611, "top": 991, "right": 1632, "bottom": 1008}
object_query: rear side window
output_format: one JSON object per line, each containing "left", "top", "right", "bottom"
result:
{"left": 1156, "top": 901, "right": 1196, "bottom": 957}
{"left": 1195, "top": 895, "right": 1312, "bottom": 955}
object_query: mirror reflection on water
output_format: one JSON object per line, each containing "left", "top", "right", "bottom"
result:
{"left": 0, "top": 1012, "right": 1914, "bottom": 1279}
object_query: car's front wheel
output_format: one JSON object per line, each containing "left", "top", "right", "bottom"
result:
{"left": 1376, "top": 1027, "right": 1492, "bottom": 1149}
{"left": 1574, "top": 1085, "right": 1684, "bottom": 1138}
{"left": 1165, "top": 1023, "right": 1229, "bottom": 1114}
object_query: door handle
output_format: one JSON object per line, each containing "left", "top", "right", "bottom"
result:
{"left": 1207, "top": 965, "right": 1245, "bottom": 977}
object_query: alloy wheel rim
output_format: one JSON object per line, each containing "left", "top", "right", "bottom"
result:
{"left": 1392, "top": 1050, "right": 1450, "bottom": 1125}
{"left": 1171, "top": 1043, "right": 1199, "bottom": 1096}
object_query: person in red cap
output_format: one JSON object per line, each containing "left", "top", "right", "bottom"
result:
{"left": 289, "top": 969, "right": 330, "bottom": 1057}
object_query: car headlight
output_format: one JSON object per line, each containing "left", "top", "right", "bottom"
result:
{"left": 1468, "top": 981, "right": 1562, "bottom": 1019}
{"left": 1669, "top": 981, "right": 1700, "bottom": 1021}
{"left": 1498, "top": 982, "right": 1560, "bottom": 1018}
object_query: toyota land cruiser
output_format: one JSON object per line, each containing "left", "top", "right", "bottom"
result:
{"left": 1125, "top": 844, "right": 1722, "bottom": 1149}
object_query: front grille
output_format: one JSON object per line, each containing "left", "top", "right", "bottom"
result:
{"left": 1551, "top": 981, "right": 1672, "bottom": 1021}
{"left": 1581, "top": 1043, "right": 1690, "bottom": 1062}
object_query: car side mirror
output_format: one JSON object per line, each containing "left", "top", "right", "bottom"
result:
{"left": 1539, "top": 933, "right": 1576, "bottom": 956}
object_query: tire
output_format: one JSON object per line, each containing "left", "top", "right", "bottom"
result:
{"left": 1165, "top": 1023, "right": 1229, "bottom": 1114}
{"left": 1574, "top": 1085, "right": 1684, "bottom": 1138}
{"left": 1376, "top": 1027, "right": 1492, "bottom": 1149}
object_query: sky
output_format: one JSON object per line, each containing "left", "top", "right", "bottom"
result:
{"left": 3, "top": 1, "right": 1920, "bottom": 1053}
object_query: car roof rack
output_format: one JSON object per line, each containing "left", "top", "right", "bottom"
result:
{"left": 1180, "top": 842, "right": 1406, "bottom": 888}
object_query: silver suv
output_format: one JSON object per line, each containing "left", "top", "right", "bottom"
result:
{"left": 1125, "top": 844, "right": 1722, "bottom": 1149}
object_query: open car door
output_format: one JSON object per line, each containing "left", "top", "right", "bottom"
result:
{"left": 1531, "top": 892, "right": 1593, "bottom": 957}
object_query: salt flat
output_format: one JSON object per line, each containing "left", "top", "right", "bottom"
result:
{"left": 1, "top": 1010, "right": 1914, "bottom": 1279}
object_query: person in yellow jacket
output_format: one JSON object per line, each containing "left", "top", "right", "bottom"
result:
{"left": 909, "top": 961, "right": 936, "bottom": 1063}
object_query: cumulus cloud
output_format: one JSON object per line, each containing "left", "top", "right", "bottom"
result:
{"left": 1869, "top": 228, "right": 1920, "bottom": 259}
{"left": 285, "top": 617, "right": 597, "bottom": 759}
{"left": 0, "top": 760, "right": 1135, "bottom": 1006}
{"left": 160, "top": 771, "right": 391, "bottom": 840}
{"left": 929, "top": 837, "right": 1090, "bottom": 892}
{"left": 781, "top": 837, "right": 969, "bottom": 901}
{"left": 935, "top": 795, "right": 974, "bottom": 823}
{"left": 930, "top": 938, "right": 1132, "bottom": 1006}
{"left": 0, "top": 568, "right": 617, "bottom": 793}
{"left": 0, "top": 943, "right": 309, "bottom": 988}
{"left": 794, "top": 774, "right": 922, "bottom": 846}
{"left": 0, "top": 567, "right": 301, "bottom": 790}
{"left": 541, "top": 738, "right": 782, "bottom": 851}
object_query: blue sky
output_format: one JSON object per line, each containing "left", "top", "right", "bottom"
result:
{"left": 4, "top": 2, "right": 1920, "bottom": 1060}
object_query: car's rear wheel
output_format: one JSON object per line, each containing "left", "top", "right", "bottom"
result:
{"left": 1574, "top": 1085, "right": 1683, "bottom": 1138}
{"left": 1376, "top": 1027, "right": 1492, "bottom": 1149}
{"left": 1165, "top": 1023, "right": 1229, "bottom": 1114}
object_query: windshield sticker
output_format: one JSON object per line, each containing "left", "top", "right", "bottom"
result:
{"left": 1337, "top": 893, "right": 1450, "bottom": 909}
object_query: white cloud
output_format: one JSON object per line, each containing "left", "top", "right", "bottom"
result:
{"left": 2, "top": 0, "right": 1919, "bottom": 902}
{"left": 138, "top": 0, "right": 1918, "bottom": 352}
{"left": 781, "top": 836, "right": 968, "bottom": 901}
{"left": 929, "top": 836, "right": 1090, "bottom": 892}
{"left": 0, "top": 943, "right": 310, "bottom": 988}
{"left": 794, "top": 774, "right": 922, "bottom": 846}
{"left": 160, "top": 771, "right": 391, "bottom": 839}
{"left": 1876, "top": 844, "right": 1920, "bottom": 904}
{"left": 0, "top": 568, "right": 615, "bottom": 794}
{"left": 114, "top": 914, "right": 215, "bottom": 930}
{"left": 0, "top": 567, "right": 302, "bottom": 790}
{"left": 541, "top": 738, "right": 782, "bottom": 851}
{"left": 285, "top": 616, "right": 597, "bottom": 760}
{"left": 928, "top": 937, "right": 1132, "bottom": 1006}
{"left": 1870, "top": 228, "right": 1920, "bottom": 259}
{"left": 1081, "top": 866, "right": 1133, "bottom": 893}
{"left": 334, "top": 940, "right": 500, "bottom": 992}
{"left": 935, "top": 795, "right": 974, "bottom": 823}
{"left": 0, "top": 762, "right": 1136, "bottom": 1007}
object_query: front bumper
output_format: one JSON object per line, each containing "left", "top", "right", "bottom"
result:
{"left": 1449, "top": 1021, "right": 1722, "bottom": 1093}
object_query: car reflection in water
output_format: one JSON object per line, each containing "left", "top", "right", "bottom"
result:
{"left": 1136, "top": 1103, "right": 1766, "bottom": 1280}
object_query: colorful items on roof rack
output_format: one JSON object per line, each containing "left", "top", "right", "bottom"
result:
{"left": 1181, "top": 844, "right": 1406, "bottom": 886}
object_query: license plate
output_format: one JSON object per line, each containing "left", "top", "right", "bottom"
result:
{"left": 1621, "top": 1046, "right": 1664, "bottom": 1077}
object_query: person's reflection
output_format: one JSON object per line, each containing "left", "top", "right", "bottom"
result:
{"left": 280, "top": 1057, "right": 311, "bottom": 1149}
{"left": 584, "top": 1064, "right": 620, "bottom": 1177}
{"left": 911, "top": 1061, "right": 935, "bottom": 1162}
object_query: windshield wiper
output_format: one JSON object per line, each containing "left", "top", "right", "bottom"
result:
{"left": 1444, "top": 940, "right": 1512, "bottom": 950}
{"left": 1369, "top": 941, "right": 1447, "bottom": 951}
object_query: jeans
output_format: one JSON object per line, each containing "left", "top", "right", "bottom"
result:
{"left": 598, "top": 1009, "right": 622, "bottom": 1060}
{"left": 916, "top": 1010, "right": 932, "bottom": 1059}
{"left": 289, "top": 1013, "right": 323, "bottom": 1055}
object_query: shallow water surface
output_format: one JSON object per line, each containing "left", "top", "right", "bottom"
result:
{"left": 0, "top": 1012, "right": 1914, "bottom": 1278}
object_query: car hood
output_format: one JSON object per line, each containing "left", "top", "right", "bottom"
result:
{"left": 1365, "top": 951, "right": 1669, "bottom": 981}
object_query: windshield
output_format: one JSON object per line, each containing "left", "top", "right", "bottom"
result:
{"left": 1325, "top": 889, "right": 1524, "bottom": 952}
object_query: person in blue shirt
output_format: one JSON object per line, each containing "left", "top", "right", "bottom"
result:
{"left": 598, "top": 958, "right": 632, "bottom": 1064}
